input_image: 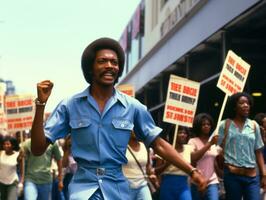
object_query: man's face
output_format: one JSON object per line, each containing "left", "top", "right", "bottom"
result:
{"left": 92, "top": 49, "right": 119, "bottom": 86}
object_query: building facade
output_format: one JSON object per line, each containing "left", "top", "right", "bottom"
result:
{"left": 119, "top": 0, "right": 266, "bottom": 138}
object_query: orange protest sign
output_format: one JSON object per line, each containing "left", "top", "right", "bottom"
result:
{"left": 116, "top": 84, "right": 135, "bottom": 97}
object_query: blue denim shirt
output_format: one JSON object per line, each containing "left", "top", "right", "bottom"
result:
{"left": 44, "top": 87, "right": 162, "bottom": 200}
{"left": 218, "top": 119, "right": 263, "bottom": 168}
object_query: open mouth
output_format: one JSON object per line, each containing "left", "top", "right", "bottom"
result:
{"left": 101, "top": 71, "right": 115, "bottom": 80}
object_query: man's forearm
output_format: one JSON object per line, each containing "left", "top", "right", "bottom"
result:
{"left": 152, "top": 137, "right": 194, "bottom": 175}
{"left": 57, "top": 159, "right": 63, "bottom": 181}
{"left": 31, "top": 105, "right": 48, "bottom": 155}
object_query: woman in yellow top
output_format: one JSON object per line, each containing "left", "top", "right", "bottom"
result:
{"left": 123, "top": 132, "right": 158, "bottom": 200}
{"left": 158, "top": 126, "right": 193, "bottom": 200}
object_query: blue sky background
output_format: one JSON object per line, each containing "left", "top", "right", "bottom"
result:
{"left": 0, "top": 0, "right": 140, "bottom": 112}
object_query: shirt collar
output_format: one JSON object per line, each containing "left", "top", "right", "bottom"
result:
{"left": 113, "top": 89, "right": 127, "bottom": 108}
{"left": 73, "top": 86, "right": 127, "bottom": 108}
{"left": 244, "top": 118, "right": 254, "bottom": 129}
{"left": 73, "top": 87, "right": 90, "bottom": 99}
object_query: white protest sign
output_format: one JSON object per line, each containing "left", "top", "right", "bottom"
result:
{"left": 217, "top": 50, "right": 250, "bottom": 96}
{"left": 5, "top": 94, "right": 35, "bottom": 132}
{"left": 163, "top": 75, "right": 200, "bottom": 128}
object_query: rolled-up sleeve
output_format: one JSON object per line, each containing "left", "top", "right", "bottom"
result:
{"left": 45, "top": 100, "right": 70, "bottom": 143}
{"left": 133, "top": 101, "right": 162, "bottom": 148}
{"left": 218, "top": 120, "right": 226, "bottom": 146}
{"left": 254, "top": 122, "right": 264, "bottom": 150}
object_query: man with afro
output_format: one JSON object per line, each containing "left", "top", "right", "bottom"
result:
{"left": 30, "top": 37, "right": 207, "bottom": 200}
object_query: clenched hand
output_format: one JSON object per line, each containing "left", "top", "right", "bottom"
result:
{"left": 37, "top": 80, "right": 54, "bottom": 103}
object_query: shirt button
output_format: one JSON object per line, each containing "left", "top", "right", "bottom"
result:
{"left": 79, "top": 122, "right": 83, "bottom": 126}
{"left": 121, "top": 123, "right": 125, "bottom": 128}
{"left": 99, "top": 179, "right": 103, "bottom": 184}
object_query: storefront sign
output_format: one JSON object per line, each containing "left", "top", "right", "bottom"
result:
{"left": 161, "top": 0, "right": 207, "bottom": 37}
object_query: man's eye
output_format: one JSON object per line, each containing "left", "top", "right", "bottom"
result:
{"left": 111, "top": 60, "right": 118, "bottom": 65}
{"left": 97, "top": 59, "right": 106, "bottom": 64}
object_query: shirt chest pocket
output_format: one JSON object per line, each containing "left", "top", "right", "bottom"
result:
{"left": 70, "top": 119, "right": 94, "bottom": 146}
{"left": 111, "top": 118, "right": 133, "bottom": 148}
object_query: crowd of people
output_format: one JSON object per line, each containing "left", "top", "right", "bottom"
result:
{"left": 0, "top": 37, "right": 266, "bottom": 200}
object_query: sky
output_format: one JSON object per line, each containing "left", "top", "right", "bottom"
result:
{"left": 0, "top": 0, "right": 141, "bottom": 112}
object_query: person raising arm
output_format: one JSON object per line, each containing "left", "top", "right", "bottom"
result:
{"left": 31, "top": 37, "right": 207, "bottom": 200}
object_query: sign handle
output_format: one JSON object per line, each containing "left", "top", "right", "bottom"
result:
{"left": 172, "top": 125, "right": 179, "bottom": 147}
{"left": 19, "top": 131, "right": 25, "bottom": 188}
{"left": 214, "top": 94, "right": 228, "bottom": 135}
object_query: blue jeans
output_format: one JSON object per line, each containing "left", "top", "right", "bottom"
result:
{"left": 24, "top": 180, "right": 52, "bottom": 200}
{"left": 52, "top": 178, "right": 65, "bottom": 200}
{"left": 223, "top": 167, "right": 260, "bottom": 200}
{"left": 63, "top": 173, "right": 73, "bottom": 200}
{"left": 160, "top": 175, "right": 191, "bottom": 200}
{"left": 129, "top": 184, "right": 152, "bottom": 200}
{"left": 191, "top": 183, "right": 219, "bottom": 200}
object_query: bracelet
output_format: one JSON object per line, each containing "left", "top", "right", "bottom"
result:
{"left": 189, "top": 168, "right": 198, "bottom": 177}
{"left": 34, "top": 98, "right": 46, "bottom": 106}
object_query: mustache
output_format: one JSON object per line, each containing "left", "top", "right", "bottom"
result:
{"left": 100, "top": 70, "right": 117, "bottom": 77}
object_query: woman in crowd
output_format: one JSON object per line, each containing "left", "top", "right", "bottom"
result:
{"left": 158, "top": 125, "right": 193, "bottom": 200}
{"left": 188, "top": 113, "right": 220, "bottom": 200}
{"left": 254, "top": 112, "right": 266, "bottom": 199}
{"left": 218, "top": 92, "right": 266, "bottom": 200}
{"left": 123, "top": 131, "right": 158, "bottom": 200}
{"left": 254, "top": 112, "right": 266, "bottom": 145}
{"left": 0, "top": 136, "right": 20, "bottom": 200}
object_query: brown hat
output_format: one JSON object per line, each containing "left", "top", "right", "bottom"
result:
{"left": 81, "top": 37, "right": 125, "bottom": 84}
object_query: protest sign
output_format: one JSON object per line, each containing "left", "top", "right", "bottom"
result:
{"left": 163, "top": 75, "right": 200, "bottom": 128}
{"left": 5, "top": 94, "right": 35, "bottom": 133}
{"left": 117, "top": 84, "right": 135, "bottom": 97}
{"left": 217, "top": 50, "right": 250, "bottom": 96}
{"left": 214, "top": 50, "right": 251, "bottom": 135}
